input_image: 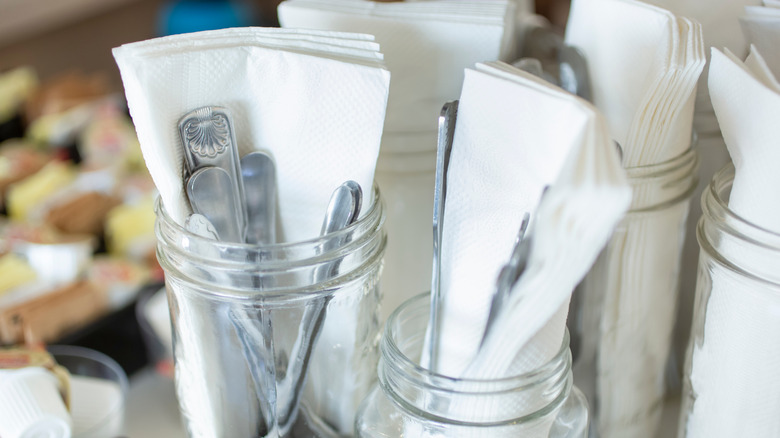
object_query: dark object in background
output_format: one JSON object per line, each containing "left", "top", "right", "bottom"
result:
{"left": 0, "top": 113, "right": 25, "bottom": 142}
{"left": 57, "top": 283, "right": 165, "bottom": 377}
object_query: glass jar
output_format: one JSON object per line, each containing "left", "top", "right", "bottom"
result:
{"left": 570, "top": 146, "right": 699, "bottom": 437}
{"left": 356, "top": 293, "right": 589, "bottom": 438}
{"left": 48, "top": 345, "right": 129, "bottom": 438}
{"left": 679, "top": 164, "right": 780, "bottom": 437}
{"left": 155, "top": 189, "right": 386, "bottom": 438}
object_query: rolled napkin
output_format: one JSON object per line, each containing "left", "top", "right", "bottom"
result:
{"left": 682, "top": 46, "right": 780, "bottom": 438}
{"left": 114, "top": 27, "right": 390, "bottom": 436}
{"left": 565, "top": 1, "right": 705, "bottom": 436}
{"left": 741, "top": 3, "right": 780, "bottom": 77}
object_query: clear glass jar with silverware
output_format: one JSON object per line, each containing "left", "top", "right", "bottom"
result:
{"left": 155, "top": 106, "right": 386, "bottom": 437}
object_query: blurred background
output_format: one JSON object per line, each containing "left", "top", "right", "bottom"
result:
{"left": 0, "top": 0, "right": 570, "bottom": 93}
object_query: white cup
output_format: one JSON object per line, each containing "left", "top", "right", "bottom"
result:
{"left": 0, "top": 366, "right": 72, "bottom": 438}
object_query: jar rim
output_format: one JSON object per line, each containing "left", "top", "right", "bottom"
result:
{"left": 154, "top": 184, "right": 386, "bottom": 298}
{"left": 155, "top": 183, "right": 384, "bottom": 254}
{"left": 698, "top": 163, "right": 780, "bottom": 285}
{"left": 624, "top": 145, "right": 697, "bottom": 179}
{"left": 382, "top": 293, "right": 571, "bottom": 390}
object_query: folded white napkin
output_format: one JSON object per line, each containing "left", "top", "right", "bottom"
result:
{"left": 114, "top": 27, "right": 390, "bottom": 437}
{"left": 113, "top": 27, "right": 389, "bottom": 242}
{"left": 684, "top": 46, "right": 780, "bottom": 438}
{"left": 279, "top": 0, "right": 520, "bottom": 149}
{"left": 431, "top": 61, "right": 629, "bottom": 378}
{"left": 642, "top": 0, "right": 761, "bottom": 134}
{"left": 410, "top": 61, "right": 628, "bottom": 438}
{"left": 566, "top": 1, "right": 705, "bottom": 436}
{"left": 741, "top": 5, "right": 780, "bottom": 77}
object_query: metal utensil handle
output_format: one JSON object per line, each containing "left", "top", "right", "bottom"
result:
{"left": 423, "top": 100, "right": 459, "bottom": 370}
{"left": 278, "top": 181, "right": 362, "bottom": 427}
{"left": 179, "top": 106, "right": 247, "bottom": 242}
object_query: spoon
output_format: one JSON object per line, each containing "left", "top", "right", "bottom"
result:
{"left": 241, "top": 151, "right": 277, "bottom": 245}
{"left": 277, "top": 181, "right": 362, "bottom": 430}
{"left": 186, "top": 166, "right": 244, "bottom": 243}
{"left": 480, "top": 212, "right": 532, "bottom": 349}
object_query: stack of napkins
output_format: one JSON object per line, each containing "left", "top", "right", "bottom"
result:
{"left": 565, "top": 1, "right": 705, "bottom": 436}
{"left": 741, "top": 2, "right": 780, "bottom": 77}
{"left": 278, "top": 0, "right": 523, "bottom": 320}
{"left": 114, "top": 27, "right": 390, "bottom": 437}
{"left": 566, "top": 0, "right": 704, "bottom": 167}
{"left": 683, "top": 46, "right": 780, "bottom": 438}
{"left": 429, "top": 60, "right": 629, "bottom": 423}
{"left": 643, "top": 0, "right": 760, "bottom": 133}
{"left": 639, "top": 0, "right": 759, "bottom": 390}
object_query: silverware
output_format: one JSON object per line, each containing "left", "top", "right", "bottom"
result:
{"left": 241, "top": 151, "right": 277, "bottom": 245}
{"left": 278, "top": 181, "right": 362, "bottom": 430}
{"left": 423, "top": 100, "right": 458, "bottom": 369}
{"left": 558, "top": 45, "right": 592, "bottom": 102}
{"left": 179, "top": 106, "right": 247, "bottom": 243}
{"left": 514, "top": 57, "right": 559, "bottom": 86}
{"left": 186, "top": 166, "right": 244, "bottom": 243}
{"left": 185, "top": 213, "right": 221, "bottom": 240}
{"left": 480, "top": 212, "right": 532, "bottom": 349}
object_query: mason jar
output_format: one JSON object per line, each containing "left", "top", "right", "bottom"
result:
{"left": 679, "top": 164, "right": 780, "bottom": 437}
{"left": 571, "top": 146, "right": 699, "bottom": 437}
{"left": 356, "top": 293, "right": 589, "bottom": 438}
{"left": 155, "top": 189, "right": 386, "bottom": 438}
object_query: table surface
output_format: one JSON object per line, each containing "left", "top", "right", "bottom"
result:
{"left": 124, "top": 367, "right": 681, "bottom": 438}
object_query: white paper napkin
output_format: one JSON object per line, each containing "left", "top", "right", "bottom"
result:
{"left": 684, "top": 46, "right": 780, "bottom": 438}
{"left": 113, "top": 27, "right": 389, "bottom": 242}
{"left": 114, "top": 27, "right": 390, "bottom": 437}
{"left": 430, "top": 61, "right": 629, "bottom": 378}
{"left": 279, "top": 0, "right": 519, "bottom": 150}
{"left": 565, "top": 0, "right": 704, "bottom": 166}
{"left": 642, "top": 0, "right": 761, "bottom": 134}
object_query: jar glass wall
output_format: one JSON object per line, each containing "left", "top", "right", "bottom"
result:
{"left": 155, "top": 189, "right": 386, "bottom": 438}
{"left": 356, "top": 293, "right": 589, "bottom": 438}
{"left": 571, "top": 146, "right": 699, "bottom": 437}
{"left": 679, "top": 164, "right": 780, "bottom": 437}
